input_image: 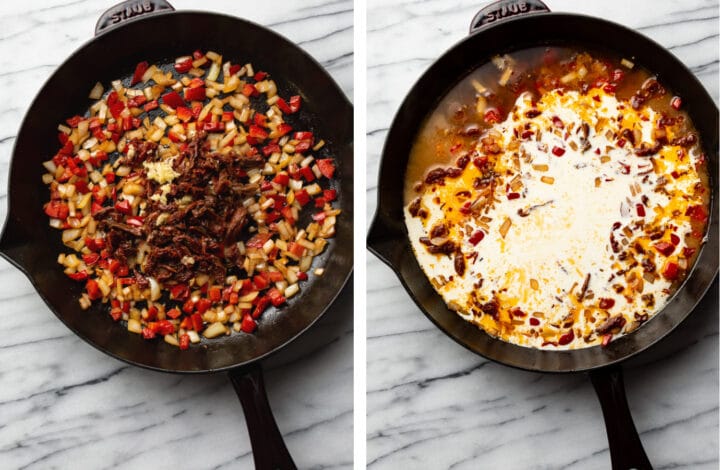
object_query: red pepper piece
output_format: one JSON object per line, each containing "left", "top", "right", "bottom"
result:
{"left": 294, "top": 131, "right": 313, "bottom": 141}
{"left": 184, "top": 86, "right": 206, "bottom": 101}
{"left": 66, "top": 115, "right": 84, "bottom": 128}
{"left": 252, "top": 297, "right": 270, "bottom": 319}
{"left": 154, "top": 320, "right": 175, "bottom": 335}
{"left": 266, "top": 288, "right": 286, "bottom": 307}
{"left": 653, "top": 241, "right": 675, "bottom": 257}
{"left": 316, "top": 159, "right": 336, "bottom": 179}
{"left": 249, "top": 125, "right": 268, "bottom": 140}
{"left": 165, "top": 308, "right": 181, "bottom": 320}
{"left": 241, "top": 314, "right": 257, "bottom": 333}
{"left": 44, "top": 201, "right": 69, "bottom": 219}
{"left": 145, "top": 306, "right": 158, "bottom": 321}
{"left": 484, "top": 109, "right": 501, "bottom": 123}
{"left": 228, "top": 64, "right": 241, "bottom": 75}
{"left": 323, "top": 189, "right": 337, "bottom": 202}
{"left": 109, "top": 101, "right": 125, "bottom": 119}
{"left": 636, "top": 204, "right": 645, "bottom": 217}
{"left": 174, "top": 57, "right": 193, "bottom": 73}
{"left": 142, "top": 328, "right": 156, "bottom": 339}
{"left": 598, "top": 298, "right": 615, "bottom": 309}
{"left": 551, "top": 146, "right": 565, "bottom": 157}
{"left": 529, "top": 317, "right": 540, "bottom": 326}
{"left": 253, "top": 113, "right": 268, "bottom": 127}
{"left": 208, "top": 286, "right": 222, "bottom": 302}
{"left": 114, "top": 199, "right": 132, "bottom": 215}
{"left": 131, "top": 61, "right": 149, "bottom": 85}
{"left": 670, "top": 96, "right": 682, "bottom": 110}
{"left": 670, "top": 233, "right": 680, "bottom": 246}
{"left": 558, "top": 330, "right": 575, "bottom": 345}
{"left": 191, "top": 313, "right": 204, "bottom": 332}
{"left": 67, "top": 271, "right": 88, "bottom": 281}
{"left": 315, "top": 197, "right": 327, "bottom": 209}
{"left": 288, "top": 95, "right": 301, "bottom": 113}
{"left": 294, "top": 140, "right": 311, "bottom": 153}
{"left": 662, "top": 261, "right": 679, "bottom": 281}
{"left": 685, "top": 205, "right": 708, "bottom": 222}
{"left": 162, "top": 91, "right": 185, "bottom": 109}
{"left": 222, "top": 111, "right": 234, "bottom": 122}
{"left": 176, "top": 106, "right": 193, "bottom": 122}
{"left": 242, "top": 84, "right": 259, "bottom": 97}
{"left": 179, "top": 334, "right": 190, "bottom": 350}
{"left": 297, "top": 271, "right": 308, "bottom": 281}
{"left": 86, "top": 279, "right": 102, "bottom": 300}
{"left": 276, "top": 123, "right": 293, "bottom": 137}
{"left": 468, "top": 230, "right": 485, "bottom": 245}
{"left": 192, "top": 49, "right": 204, "bottom": 60}
{"left": 276, "top": 97, "right": 292, "bottom": 114}
{"left": 254, "top": 71, "right": 268, "bottom": 81}
{"left": 299, "top": 166, "right": 315, "bottom": 182}
{"left": 273, "top": 172, "right": 290, "bottom": 186}
{"left": 682, "top": 247, "right": 696, "bottom": 258}
{"left": 253, "top": 274, "right": 270, "bottom": 290}
{"left": 294, "top": 189, "right": 311, "bottom": 206}
{"left": 287, "top": 242, "right": 306, "bottom": 258}
{"left": 144, "top": 100, "right": 159, "bottom": 112}
{"left": 195, "top": 298, "right": 212, "bottom": 314}
{"left": 82, "top": 253, "right": 100, "bottom": 266}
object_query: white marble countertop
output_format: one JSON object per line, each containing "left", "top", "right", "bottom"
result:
{"left": 367, "top": 0, "right": 718, "bottom": 468}
{"left": 0, "top": 1, "right": 352, "bottom": 469}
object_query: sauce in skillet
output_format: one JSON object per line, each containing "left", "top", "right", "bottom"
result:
{"left": 404, "top": 47, "right": 710, "bottom": 349}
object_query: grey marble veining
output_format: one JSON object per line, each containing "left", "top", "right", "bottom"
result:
{"left": 0, "top": 1, "right": 352, "bottom": 469}
{"left": 366, "top": 0, "right": 718, "bottom": 468}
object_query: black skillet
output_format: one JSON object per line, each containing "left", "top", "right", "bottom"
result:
{"left": 0, "top": 1, "right": 353, "bottom": 468}
{"left": 367, "top": 1, "right": 718, "bottom": 468}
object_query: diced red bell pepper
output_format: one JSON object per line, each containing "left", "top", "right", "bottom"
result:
{"left": 67, "top": 271, "right": 88, "bottom": 281}
{"left": 195, "top": 298, "right": 212, "bottom": 314}
{"left": 228, "top": 64, "right": 241, "bottom": 75}
{"left": 323, "top": 189, "right": 337, "bottom": 201}
{"left": 484, "top": 109, "right": 501, "bottom": 123}
{"left": 281, "top": 206, "right": 295, "bottom": 224}
{"left": 146, "top": 305, "right": 158, "bottom": 321}
{"left": 228, "top": 292, "right": 239, "bottom": 305}
{"left": 249, "top": 125, "right": 268, "bottom": 140}
{"left": 317, "top": 159, "right": 336, "bottom": 179}
{"left": 174, "top": 57, "right": 193, "bottom": 73}
{"left": 44, "top": 201, "right": 69, "bottom": 219}
{"left": 299, "top": 166, "right": 315, "bottom": 182}
{"left": 266, "top": 288, "right": 286, "bottom": 307}
{"left": 203, "top": 122, "right": 225, "bottom": 132}
{"left": 86, "top": 279, "right": 102, "bottom": 300}
{"left": 91, "top": 202, "right": 104, "bottom": 215}
{"left": 170, "top": 284, "right": 189, "bottom": 300}
{"left": 254, "top": 71, "right": 268, "bottom": 81}
{"left": 142, "top": 328, "right": 156, "bottom": 339}
{"left": 114, "top": 199, "right": 132, "bottom": 215}
{"left": 297, "top": 271, "right": 308, "bottom": 281}
{"left": 144, "top": 100, "right": 159, "bottom": 112}
{"left": 683, "top": 247, "right": 696, "bottom": 258}
{"left": 242, "top": 84, "right": 259, "bottom": 97}
{"left": 66, "top": 115, "right": 84, "bottom": 128}
{"left": 109, "top": 101, "right": 125, "bottom": 119}
{"left": 82, "top": 253, "right": 100, "bottom": 266}
{"left": 276, "top": 97, "right": 292, "bottom": 114}
{"left": 315, "top": 197, "right": 327, "bottom": 208}
{"left": 267, "top": 271, "right": 284, "bottom": 282}
{"left": 131, "top": 61, "right": 149, "bottom": 85}
{"left": 166, "top": 308, "right": 181, "bottom": 319}
{"left": 241, "top": 314, "right": 257, "bottom": 333}
{"left": 179, "top": 334, "right": 190, "bottom": 350}
{"left": 154, "top": 320, "right": 175, "bottom": 335}
{"left": 175, "top": 106, "right": 193, "bottom": 122}
{"left": 85, "top": 237, "right": 106, "bottom": 251}
{"left": 276, "top": 123, "right": 293, "bottom": 137}
{"left": 76, "top": 178, "right": 90, "bottom": 194}
{"left": 253, "top": 274, "right": 270, "bottom": 290}
{"left": 653, "top": 241, "right": 675, "bottom": 257}
{"left": 287, "top": 242, "right": 306, "bottom": 258}
{"left": 246, "top": 232, "right": 272, "bottom": 248}
{"left": 192, "top": 49, "right": 204, "bottom": 60}
{"left": 208, "top": 286, "right": 222, "bottom": 302}
{"left": 184, "top": 86, "right": 206, "bottom": 101}
{"left": 252, "top": 296, "right": 270, "bottom": 319}
{"left": 162, "top": 91, "right": 185, "bottom": 109}
{"left": 128, "top": 95, "right": 147, "bottom": 108}
{"left": 273, "top": 172, "right": 290, "bottom": 185}
{"left": 288, "top": 95, "right": 301, "bottom": 113}
{"left": 253, "top": 113, "right": 268, "bottom": 127}
{"left": 662, "top": 261, "right": 679, "bottom": 281}
{"left": 191, "top": 313, "right": 204, "bottom": 332}
{"left": 685, "top": 205, "right": 708, "bottom": 222}
{"left": 294, "top": 140, "right": 311, "bottom": 153}
{"left": 294, "top": 189, "right": 311, "bottom": 206}
{"left": 182, "top": 299, "right": 195, "bottom": 314}
{"left": 294, "top": 131, "right": 313, "bottom": 141}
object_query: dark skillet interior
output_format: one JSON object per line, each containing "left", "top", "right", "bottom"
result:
{"left": 373, "top": 12, "right": 718, "bottom": 373}
{"left": 2, "top": 11, "right": 353, "bottom": 373}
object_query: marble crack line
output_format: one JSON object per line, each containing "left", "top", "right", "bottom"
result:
{"left": 656, "top": 457, "right": 720, "bottom": 469}
{"left": 368, "top": 57, "right": 434, "bottom": 70}
{"left": 0, "top": 333, "right": 68, "bottom": 351}
{"left": 0, "top": 64, "right": 58, "bottom": 78}
{"left": 286, "top": 408, "right": 352, "bottom": 437}
{"left": 691, "top": 59, "right": 719, "bottom": 74}
{"left": 0, "top": 135, "right": 17, "bottom": 144}
{"left": 322, "top": 51, "right": 354, "bottom": 69}
{"left": 298, "top": 25, "right": 353, "bottom": 46}
{"left": 667, "top": 32, "right": 719, "bottom": 50}
{"left": 368, "top": 361, "right": 491, "bottom": 394}
{"left": 556, "top": 446, "right": 609, "bottom": 470}
{"left": 265, "top": 7, "right": 353, "bottom": 29}
{"left": 0, "top": 365, "right": 129, "bottom": 406}
{"left": 640, "top": 405, "right": 719, "bottom": 436}
{"left": 367, "top": 327, "right": 435, "bottom": 340}
{"left": 367, "top": 127, "right": 389, "bottom": 136}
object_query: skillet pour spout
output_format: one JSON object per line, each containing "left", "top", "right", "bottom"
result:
{"left": 369, "top": 0, "right": 718, "bottom": 469}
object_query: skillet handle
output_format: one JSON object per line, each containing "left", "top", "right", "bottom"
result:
{"left": 95, "top": 0, "right": 175, "bottom": 36}
{"left": 589, "top": 366, "right": 653, "bottom": 470}
{"left": 469, "top": 0, "right": 550, "bottom": 34}
{"left": 367, "top": 212, "right": 404, "bottom": 269}
{"left": 228, "top": 364, "right": 297, "bottom": 470}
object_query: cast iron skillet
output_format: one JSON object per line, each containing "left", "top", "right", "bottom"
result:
{"left": 367, "top": 1, "right": 718, "bottom": 468}
{"left": 0, "top": 1, "right": 353, "bottom": 469}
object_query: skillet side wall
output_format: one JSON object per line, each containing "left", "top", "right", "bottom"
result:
{"left": 6, "top": 11, "right": 353, "bottom": 372}
{"left": 376, "top": 13, "right": 718, "bottom": 372}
